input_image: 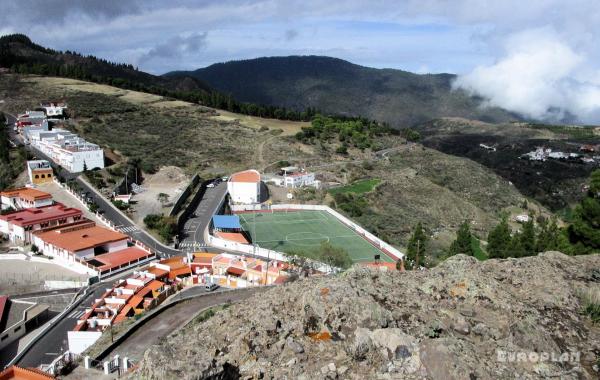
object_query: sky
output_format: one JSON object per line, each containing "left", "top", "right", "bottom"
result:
{"left": 1, "top": 0, "right": 600, "bottom": 123}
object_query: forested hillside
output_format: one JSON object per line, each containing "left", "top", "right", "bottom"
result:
{"left": 167, "top": 56, "right": 521, "bottom": 127}
{"left": 0, "top": 34, "right": 314, "bottom": 122}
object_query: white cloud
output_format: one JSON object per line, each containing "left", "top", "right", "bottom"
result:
{"left": 454, "top": 28, "right": 600, "bottom": 123}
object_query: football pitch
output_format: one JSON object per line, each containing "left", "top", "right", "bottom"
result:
{"left": 238, "top": 210, "right": 393, "bottom": 263}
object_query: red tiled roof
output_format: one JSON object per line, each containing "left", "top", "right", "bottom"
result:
{"left": 92, "top": 247, "right": 153, "bottom": 272}
{"left": 35, "top": 224, "right": 127, "bottom": 253}
{"left": 0, "top": 296, "right": 8, "bottom": 323}
{"left": 168, "top": 267, "right": 191, "bottom": 279}
{"left": 0, "top": 365, "right": 54, "bottom": 380}
{"left": 362, "top": 262, "right": 398, "bottom": 271}
{"left": 226, "top": 267, "right": 245, "bottom": 276}
{"left": 128, "top": 295, "right": 144, "bottom": 309}
{"left": 147, "top": 267, "right": 169, "bottom": 278}
{"left": 0, "top": 203, "right": 82, "bottom": 227}
{"left": 215, "top": 231, "right": 249, "bottom": 244}
{"left": 273, "top": 275, "right": 288, "bottom": 285}
{"left": 229, "top": 170, "right": 260, "bottom": 183}
{"left": 0, "top": 188, "right": 52, "bottom": 202}
{"left": 143, "top": 280, "right": 165, "bottom": 292}
{"left": 114, "top": 305, "right": 132, "bottom": 324}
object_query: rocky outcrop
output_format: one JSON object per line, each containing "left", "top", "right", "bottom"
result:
{"left": 135, "top": 252, "right": 600, "bottom": 379}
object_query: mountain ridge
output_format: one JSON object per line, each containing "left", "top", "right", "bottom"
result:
{"left": 166, "top": 55, "right": 522, "bottom": 127}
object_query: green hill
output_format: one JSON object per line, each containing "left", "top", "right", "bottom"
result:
{"left": 166, "top": 56, "right": 521, "bottom": 127}
{"left": 0, "top": 34, "right": 211, "bottom": 94}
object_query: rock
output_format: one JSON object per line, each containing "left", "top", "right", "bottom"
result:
{"left": 395, "top": 345, "right": 411, "bottom": 359}
{"left": 452, "top": 316, "right": 470, "bottom": 335}
{"left": 286, "top": 337, "right": 304, "bottom": 354}
{"left": 347, "top": 328, "right": 373, "bottom": 360}
{"left": 320, "top": 365, "right": 329, "bottom": 375}
{"left": 328, "top": 362, "right": 336, "bottom": 372}
{"left": 133, "top": 253, "right": 600, "bottom": 380}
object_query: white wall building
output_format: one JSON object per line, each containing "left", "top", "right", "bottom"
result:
{"left": 228, "top": 170, "right": 261, "bottom": 204}
{"left": 25, "top": 128, "right": 104, "bottom": 172}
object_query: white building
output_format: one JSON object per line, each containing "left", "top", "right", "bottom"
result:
{"left": 40, "top": 101, "right": 67, "bottom": 118}
{"left": 269, "top": 166, "right": 319, "bottom": 189}
{"left": 25, "top": 128, "right": 104, "bottom": 172}
{"left": 228, "top": 169, "right": 261, "bottom": 204}
{"left": 0, "top": 187, "right": 53, "bottom": 210}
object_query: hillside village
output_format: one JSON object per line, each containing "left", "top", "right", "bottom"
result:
{"left": 0, "top": 8, "right": 598, "bottom": 378}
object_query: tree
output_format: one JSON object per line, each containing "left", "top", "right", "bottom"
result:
{"left": 30, "top": 244, "right": 39, "bottom": 254}
{"left": 157, "top": 192, "right": 169, "bottom": 205}
{"left": 567, "top": 170, "right": 600, "bottom": 253}
{"left": 406, "top": 222, "right": 427, "bottom": 269}
{"left": 318, "top": 242, "right": 352, "bottom": 270}
{"left": 82, "top": 161, "right": 88, "bottom": 173}
{"left": 487, "top": 217, "right": 512, "bottom": 259}
{"left": 518, "top": 216, "right": 536, "bottom": 256}
{"left": 448, "top": 220, "right": 474, "bottom": 256}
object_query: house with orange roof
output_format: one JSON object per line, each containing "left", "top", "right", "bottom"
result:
{"left": 0, "top": 187, "right": 53, "bottom": 210}
{"left": 227, "top": 169, "right": 261, "bottom": 204}
{"left": 0, "top": 365, "right": 54, "bottom": 380}
{"left": 32, "top": 222, "right": 155, "bottom": 277}
{"left": 361, "top": 261, "right": 402, "bottom": 272}
{"left": 246, "top": 260, "right": 290, "bottom": 285}
{"left": 150, "top": 257, "right": 192, "bottom": 281}
{"left": 0, "top": 203, "right": 83, "bottom": 244}
{"left": 190, "top": 252, "right": 217, "bottom": 274}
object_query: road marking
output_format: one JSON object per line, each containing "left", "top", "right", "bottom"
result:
{"left": 67, "top": 309, "right": 86, "bottom": 319}
{"left": 45, "top": 352, "right": 59, "bottom": 356}
{"left": 118, "top": 226, "right": 138, "bottom": 233}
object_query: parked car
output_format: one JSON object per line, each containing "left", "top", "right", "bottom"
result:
{"left": 205, "top": 283, "right": 219, "bottom": 292}
{"left": 221, "top": 176, "right": 229, "bottom": 181}
{"left": 206, "top": 183, "right": 215, "bottom": 188}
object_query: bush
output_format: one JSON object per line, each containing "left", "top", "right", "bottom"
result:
{"left": 143, "top": 214, "right": 163, "bottom": 229}
{"left": 144, "top": 214, "right": 177, "bottom": 243}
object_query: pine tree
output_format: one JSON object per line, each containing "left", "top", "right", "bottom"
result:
{"left": 406, "top": 222, "right": 427, "bottom": 269}
{"left": 519, "top": 216, "right": 536, "bottom": 256}
{"left": 567, "top": 170, "right": 600, "bottom": 253}
{"left": 487, "top": 217, "right": 512, "bottom": 259}
{"left": 82, "top": 161, "right": 88, "bottom": 173}
{"left": 449, "top": 220, "right": 474, "bottom": 256}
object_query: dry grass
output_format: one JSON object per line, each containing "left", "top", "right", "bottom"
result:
{"left": 118, "top": 91, "right": 164, "bottom": 104}
{"left": 151, "top": 100, "right": 192, "bottom": 109}
{"left": 211, "top": 110, "right": 308, "bottom": 136}
{"left": 23, "top": 76, "right": 127, "bottom": 96}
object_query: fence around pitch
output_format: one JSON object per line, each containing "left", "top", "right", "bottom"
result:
{"left": 228, "top": 203, "right": 404, "bottom": 261}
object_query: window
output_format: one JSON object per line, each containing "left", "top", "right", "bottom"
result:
{"left": 1, "top": 335, "right": 7, "bottom": 341}
{"left": 41, "top": 174, "right": 45, "bottom": 178}
{"left": 48, "top": 173, "right": 52, "bottom": 178}
{"left": 34, "top": 174, "right": 39, "bottom": 179}
{"left": 14, "top": 326, "right": 21, "bottom": 333}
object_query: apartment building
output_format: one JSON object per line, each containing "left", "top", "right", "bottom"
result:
{"left": 25, "top": 128, "right": 104, "bottom": 172}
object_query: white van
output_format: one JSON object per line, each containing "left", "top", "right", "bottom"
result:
{"left": 205, "top": 283, "right": 219, "bottom": 291}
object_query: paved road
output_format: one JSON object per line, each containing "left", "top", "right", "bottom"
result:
{"left": 104, "top": 287, "right": 266, "bottom": 362}
{"left": 4, "top": 113, "right": 192, "bottom": 259}
{"left": 179, "top": 181, "right": 227, "bottom": 250}
{"left": 14, "top": 283, "right": 109, "bottom": 368}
